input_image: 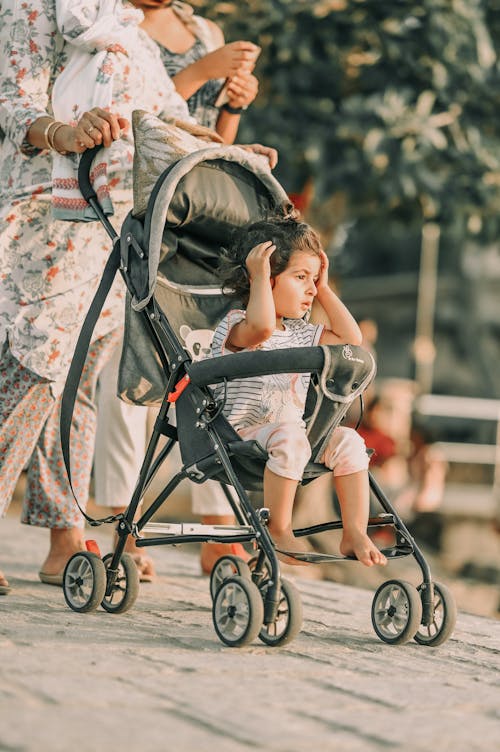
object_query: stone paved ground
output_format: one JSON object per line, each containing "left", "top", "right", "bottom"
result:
{"left": 1, "top": 515, "right": 499, "bottom": 752}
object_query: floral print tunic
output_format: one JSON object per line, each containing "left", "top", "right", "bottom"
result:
{"left": 0, "top": 0, "right": 191, "bottom": 385}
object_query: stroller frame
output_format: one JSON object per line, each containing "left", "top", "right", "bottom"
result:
{"left": 60, "top": 145, "right": 456, "bottom": 648}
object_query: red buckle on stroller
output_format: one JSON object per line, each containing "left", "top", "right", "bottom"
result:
{"left": 167, "top": 374, "right": 191, "bottom": 402}
{"left": 85, "top": 540, "right": 101, "bottom": 556}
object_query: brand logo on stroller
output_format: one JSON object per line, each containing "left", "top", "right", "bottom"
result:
{"left": 342, "top": 344, "right": 364, "bottom": 364}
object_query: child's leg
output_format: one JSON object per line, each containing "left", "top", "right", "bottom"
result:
{"left": 322, "top": 427, "right": 386, "bottom": 567}
{"left": 264, "top": 467, "right": 310, "bottom": 560}
{"left": 335, "top": 470, "right": 386, "bottom": 566}
{"left": 239, "top": 422, "right": 312, "bottom": 564}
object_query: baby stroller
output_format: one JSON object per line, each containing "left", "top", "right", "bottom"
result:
{"left": 60, "top": 112, "right": 456, "bottom": 648}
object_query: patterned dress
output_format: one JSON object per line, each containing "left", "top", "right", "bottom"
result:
{"left": 0, "top": 0, "right": 190, "bottom": 385}
{"left": 156, "top": 6, "right": 224, "bottom": 130}
{"left": 0, "top": 0, "right": 190, "bottom": 524}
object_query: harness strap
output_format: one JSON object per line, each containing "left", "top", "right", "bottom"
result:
{"left": 60, "top": 238, "right": 122, "bottom": 526}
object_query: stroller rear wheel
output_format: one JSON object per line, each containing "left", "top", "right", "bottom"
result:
{"left": 101, "top": 553, "right": 140, "bottom": 614}
{"left": 209, "top": 555, "right": 252, "bottom": 600}
{"left": 258, "top": 578, "right": 303, "bottom": 647}
{"left": 212, "top": 575, "right": 264, "bottom": 647}
{"left": 414, "top": 581, "right": 457, "bottom": 646}
{"left": 63, "top": 552, "right": 107, "bottom": 613}
{"left": 371, "top": 579, "right": 422, "bottom": 645}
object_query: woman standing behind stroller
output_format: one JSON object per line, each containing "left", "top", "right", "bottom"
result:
{"left": 131, "top": 0, "right": 260, "bottom": 142}
{"left": 96, "top": 0, "right": 262, "bottom": 575}
{"left": 212, "top": 217, "right": 388, "bottom": 567}
{"left": 0, "top": 0, "right": 195, "bottom": 593}
{"left": 0, "top": 0, "right": 276, "bottom": 593}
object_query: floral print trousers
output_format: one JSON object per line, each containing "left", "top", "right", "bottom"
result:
{"left": 0, "top": 329, "right": 121, "bottom": 528}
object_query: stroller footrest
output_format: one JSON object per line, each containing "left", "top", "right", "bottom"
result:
{"left": 293, "top": 514, "right": 395, "bottom": 539}
{"left": 276, "top": 541, "right": 414, "bottom": 564}
{"left": 276, "top": 549, "right": 356, "bottom": 563}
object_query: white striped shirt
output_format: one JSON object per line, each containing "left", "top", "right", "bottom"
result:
{"left": 211, "top": 309, "right": 323, "bottom": 431}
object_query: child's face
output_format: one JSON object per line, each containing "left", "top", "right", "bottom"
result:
{"left": 272, "top": 251, "right": 321, "bottom": 319}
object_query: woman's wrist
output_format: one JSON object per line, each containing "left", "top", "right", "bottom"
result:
{"left": 47, "top": 121, "right": 70, "bottom": 154}
{"left": 27, "top": 117, "right": 71, "bottom": 154}
{"left": 221, "top": 103, "right": 246, "bottom": 115}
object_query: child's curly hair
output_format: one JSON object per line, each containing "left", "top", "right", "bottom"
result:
{"left": 219, "top": 210, "right": 323, "bottom": 306}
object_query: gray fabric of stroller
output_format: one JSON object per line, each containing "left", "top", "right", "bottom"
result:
{"left": 119, "top": 134, "right": 290, "bottom": 404}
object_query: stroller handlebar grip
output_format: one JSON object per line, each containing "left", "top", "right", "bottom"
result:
{"left": 188, "top": 347, "right": 325, "bottom": 387}
{"left": 77, "top": 145, "right": 104, "bottom": 203}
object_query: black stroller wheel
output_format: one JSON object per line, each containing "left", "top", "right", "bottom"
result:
{"left": 371, "top": 579, "right": 423, "bottom": 645}
{"left": 101, "top": 553, "right": 140, "bottom": 614}
{"left": 414, "top": 581, "right": 457, "bottom": 646}
{"left": 209, "top": 555, "right": 252, "bottom": 600}
{"left": 258, "top": 578, "right": 303, "bottom": 647}
{"left": 63, "top": 552, "right": 107, "bottom": 613}
{"left": 247, "top": 554, "right": 272, "bottom": 587}
{"left": 212, "top": 575, "right": 264, "bottom": 647}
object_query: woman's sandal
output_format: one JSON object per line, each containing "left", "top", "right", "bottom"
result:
{"left": 38, "top": 570, "right": 64, "bottom": 586}
{"left": 0, "top": 573, "right": 11, "bottom": 595}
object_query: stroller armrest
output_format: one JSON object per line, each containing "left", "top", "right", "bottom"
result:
{"left": 188, "top": 347, "right": 325, "bottom": 387}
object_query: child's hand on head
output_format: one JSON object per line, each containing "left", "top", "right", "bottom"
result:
{"left": 317, "top": 250, "right": 330, "bottom": 291}
{"left": 245, "top": 240, "right": 276, "bottom": 282}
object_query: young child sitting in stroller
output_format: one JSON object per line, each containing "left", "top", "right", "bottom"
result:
{"left": 211, "top": 215, "right": 388, "bottom": 568}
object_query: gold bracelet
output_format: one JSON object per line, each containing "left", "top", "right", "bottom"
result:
{"left": 41, "top": 118, "right": 56, "bottom": 150}
{"left": 47, "top": 121, "right": 69, "bottom": 155}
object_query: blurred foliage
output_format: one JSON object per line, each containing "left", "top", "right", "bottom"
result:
{"left": 194, "top": 0, "right": 500, "bottom": 243}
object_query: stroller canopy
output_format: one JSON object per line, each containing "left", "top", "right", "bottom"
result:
{"left": 125, "top": 110, "right": 290, "bottom": 311}
{"left": 118, "top": 111, "right": 291, "bottom": 405}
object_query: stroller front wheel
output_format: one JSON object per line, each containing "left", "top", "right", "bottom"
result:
{"left": 414, "top": 581, "right": 457, "bottom": 646}
{"left": 258, "top": 578, "right": 303, "bottom": 647}
{"left": 101, "top": 553, "right": 140, "bottom": 614}
{"left": 209, "top": 555, "right": 252, "bottom": 600}
{"left": 63, "top": 552, "right": 107, "bottom": 613}
{"left": 212, "top": 575, "right": 264, "bottom": 647}
{"left": 371, "top": 579, "right": 422, "bottom": 645}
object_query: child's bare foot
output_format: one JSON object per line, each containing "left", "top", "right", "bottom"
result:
{"left": 269, "top": 529, "right": 312, "bottom": 566}
{"left": 340, "top": 530, "right": 387, "bottom": 567}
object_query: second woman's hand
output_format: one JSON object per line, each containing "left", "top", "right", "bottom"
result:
{"left": 240, "top": 143, "right": 278, "bottom": 170}
{"left": 199, "top": 41, "right": 260, "bottom": 80}
{"left": 226, "top": 72, "right": 259, "bottom": 109}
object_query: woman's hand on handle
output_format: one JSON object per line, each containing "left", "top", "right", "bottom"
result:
{"left": 63, "top": 108, "right": 129, "bottom": 153}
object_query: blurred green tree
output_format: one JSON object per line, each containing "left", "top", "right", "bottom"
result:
{"left": 196, "top": 0, "right": 500, "bottom": 241}
{"left": 194, "top": 0, "right": 500, "bottom": 397}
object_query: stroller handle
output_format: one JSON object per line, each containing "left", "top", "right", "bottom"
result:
{"left": 188, "top": 347, "right": 326, "bottom": 387}
{"left": 78, "top": 145, "right": 103, "bottom": 202}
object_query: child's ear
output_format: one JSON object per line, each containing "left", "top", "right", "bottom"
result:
{"left": 270, "top": 277, "right": 275, "bottom": 289}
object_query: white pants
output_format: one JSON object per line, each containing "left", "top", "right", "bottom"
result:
{"left": 238, "top": 422, "right": 369, "bottom": 482}
{"left": 94, "top": 342, "right": 233, "bottom": 515}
